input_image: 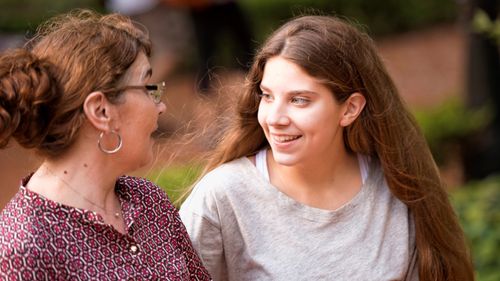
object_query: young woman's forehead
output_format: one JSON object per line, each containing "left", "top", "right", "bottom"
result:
{"left": 261, "top": 57, "right": 327, "bottom": 94}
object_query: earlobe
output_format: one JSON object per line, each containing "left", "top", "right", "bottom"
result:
{"left": 83, "top": 91, "right": 114, "bottom": 131}
{"left": 340, "top": 92, "right": 366, "bottom": 127}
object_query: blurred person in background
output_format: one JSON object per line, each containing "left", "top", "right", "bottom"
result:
{"left": 0, "top": 9, "right": 210, "bottom": 280}
{"left": 164, "top": 0, "right": 254, "bottom": 93}
{"left": 179, "top": 15, "right": 474, "bottom": 281}
{"left": 106, "top": 0, "right": 193, "bottom": 83}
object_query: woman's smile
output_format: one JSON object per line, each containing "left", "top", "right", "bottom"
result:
{"left": 258, "top": 56, "right": 345, "bottom": 167}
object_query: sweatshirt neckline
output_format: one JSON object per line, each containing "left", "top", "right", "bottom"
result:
{"left": 238, "top": 155, "right": 375, "bottom": 222}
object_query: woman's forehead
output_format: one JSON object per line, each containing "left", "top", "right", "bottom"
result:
{"left": 122, "top": 53, "right": 151, "bottom": 83}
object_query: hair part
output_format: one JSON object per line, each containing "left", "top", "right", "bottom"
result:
{"left": 185, "top": 15, "right": 474, "bottom": 280}
{"left": 0, "top": 9, "right": 151, "bottom": 157}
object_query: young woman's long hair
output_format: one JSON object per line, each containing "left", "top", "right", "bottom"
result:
{"left": 187, "top": 15, "right": 474, "bottom": 280}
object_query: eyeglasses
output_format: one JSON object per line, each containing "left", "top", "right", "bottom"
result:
{"left": 121, "top": 81, "right": 166, "bottom": 104}
{"left": 101, "top": 81, "right": 165, "bottom": 104}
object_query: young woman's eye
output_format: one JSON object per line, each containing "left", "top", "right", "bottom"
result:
{"left": 258, "top": 92, "right": 273, "bottom": 101}
{"left": 291, "top": 97, "right": 309, "bottom": 105}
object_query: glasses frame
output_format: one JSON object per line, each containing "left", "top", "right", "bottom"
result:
{"left": 107, "top": 81, "right": 166, "bottom": 104}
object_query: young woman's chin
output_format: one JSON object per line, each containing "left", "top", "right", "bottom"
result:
{"left": 270, "top": 149, "right": 304, "bottom": 167}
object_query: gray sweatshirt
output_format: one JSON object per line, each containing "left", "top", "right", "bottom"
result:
{"left": 180, "top": 152, "right": 418, "bottom": 281}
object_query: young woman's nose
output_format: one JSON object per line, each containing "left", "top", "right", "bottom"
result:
{"left": 266, "top": 102, "right": 290, "bottom": 126}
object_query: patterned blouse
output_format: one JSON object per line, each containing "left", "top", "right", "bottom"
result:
{"left": 0, "top": 175, "right": 211, "bottom": 280}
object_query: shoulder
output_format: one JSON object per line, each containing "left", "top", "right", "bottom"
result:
{"left": 0, "top": 193, "right": 47, "bottom": 268}
{"left": 0, "top": 190, "right": 38, "bottom": 235}
{"left": 118, "top": 176, "right": 187, "bottom": 230}
{"left": 187, "top": 157, "right": 261, "bottom": 205}
{"left": 197, "top": 157, "right": 257, "bottom": 193}
{"left": 0, "top": 193, "right": 30, "bottom": 245}
{"left": 364, "top": 156, "right": 412, "bottom": 221}
{"left": 117, "top": 175, "right": 168, "bottom": 199}
{"left": 361, "top": 156, "right": 410, "bottom": 213}
{"left": 362, "top": 156, "right": 390, "bottom": 196}
{"left": 118, "top": 175, "right": 162, "bottom": 190}
{"left": 117, "top": 175, "right": 176, "bottom": 211}
{"left": 180, "top": 157, "right": 261, "bottom": 219}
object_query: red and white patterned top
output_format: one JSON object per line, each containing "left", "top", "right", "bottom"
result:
{"left": 0, "top": 175, "right": 211, "bottom": 280}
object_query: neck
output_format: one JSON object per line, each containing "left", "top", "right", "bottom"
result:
{"left": 270, "top": 148, "right": 359, "bottom": 187}
{"left": 267, "top": 148, "right": 362, "bottom": 210}
{"left": 27, "top": 149, "right": 122, "bottom": 217}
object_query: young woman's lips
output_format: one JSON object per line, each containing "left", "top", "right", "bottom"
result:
{"left": 271, "top": 134, "right": 302, "bottom": 146}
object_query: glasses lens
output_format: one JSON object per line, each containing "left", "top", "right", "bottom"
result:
{"left": 146, "top": 82, "right": 165, "bottom": 104}
{"left": 151, "top": 91, "right": 161, "bottom": 103}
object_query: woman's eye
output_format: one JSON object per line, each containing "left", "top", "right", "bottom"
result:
{"left": 259, "top": 93, "right": 273, "bottom": 101}
{"left": 291, "top": 97, "right": 309, "bottom": 105}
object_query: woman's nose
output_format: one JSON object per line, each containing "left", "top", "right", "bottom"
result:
{"left": 266, "top": 103, "right": 290, "bottom": 126}
{"left": 157, "top": 101, "right": 166, "bottom": 115}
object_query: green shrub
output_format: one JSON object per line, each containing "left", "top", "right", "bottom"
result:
{"left": 451, "top": 176, "right": 500, "bottom": 281}
{"left": 147, "top": 164, "right": 202, "bottom": 208}
{"left": 0, "top": 0, "right": 103, "bottom": 32}
{"left": 413, "top": 98, "right": 492, "bottom": 164}
{"left": 472, "top": 9, "right": 500, "bottom": 46}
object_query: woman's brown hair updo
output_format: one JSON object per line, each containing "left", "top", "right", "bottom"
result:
{"left": 0, "top": 49, "right": 59, "bottom": 149}
{"left": 0, "top": 9, "right": 151, "bottom": 157}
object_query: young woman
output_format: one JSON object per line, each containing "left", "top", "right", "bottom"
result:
{"left": 179, "top": 15, "right": 474, "bottom": 280}
{"left": 0, "top": 10, "right": 210, "bottom": 280}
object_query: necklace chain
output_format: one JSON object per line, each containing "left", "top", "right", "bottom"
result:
{"left": 43, "top": 166, "right": 121, "bottom": 218}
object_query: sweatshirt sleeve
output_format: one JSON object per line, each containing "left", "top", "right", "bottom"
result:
{"left": 172, "top": 207, "right": 213, "bottom": 280}
{"left": 179, "top": 183, "right": 228, "bottom": 281}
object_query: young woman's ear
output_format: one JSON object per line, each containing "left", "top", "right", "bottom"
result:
{"left": 340, "top": 92, "right": 366, "bottom": 127}
{"left": 83, "top": 91, "right": 117, "bottom": 131}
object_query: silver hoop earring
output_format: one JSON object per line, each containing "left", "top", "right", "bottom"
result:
{"left": 98, "top": 131, "right": 122, "bottom": 154}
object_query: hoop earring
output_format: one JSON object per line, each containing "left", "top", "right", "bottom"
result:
{"left": 98, "top": 131, "right": 122, "bottom": 154}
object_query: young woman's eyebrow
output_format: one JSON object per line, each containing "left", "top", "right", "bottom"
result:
{"left": 287, "top": 90, "right": 318, "bottom": 96}
{"left": 259, "top": 84, "right": 271, "bottom": 92}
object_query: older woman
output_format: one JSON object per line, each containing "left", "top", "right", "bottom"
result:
{"left": 0, "top": 10, "right": 211, "bottom": 280}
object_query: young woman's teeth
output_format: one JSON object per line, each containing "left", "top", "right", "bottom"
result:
{"left": 274, "top": 135, "right": 300, "bottom": 142}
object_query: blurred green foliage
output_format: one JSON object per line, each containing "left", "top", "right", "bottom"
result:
{"left": 472, "top": 9, "right": 500, "bottom": 46}
{"left": 413, "top": 98, "right": 492, "bottom": 164}
{"left": 0, "top": 0, "right": 103, "bottom": 33}
{"left": 148, "top": 164, "right": 202, "bottom": 208}
{"left": 451, "top": 175, "right": 500, "bottom": 281}
{"left": 239, "top": 0, "right": 458, "bottom": 42}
